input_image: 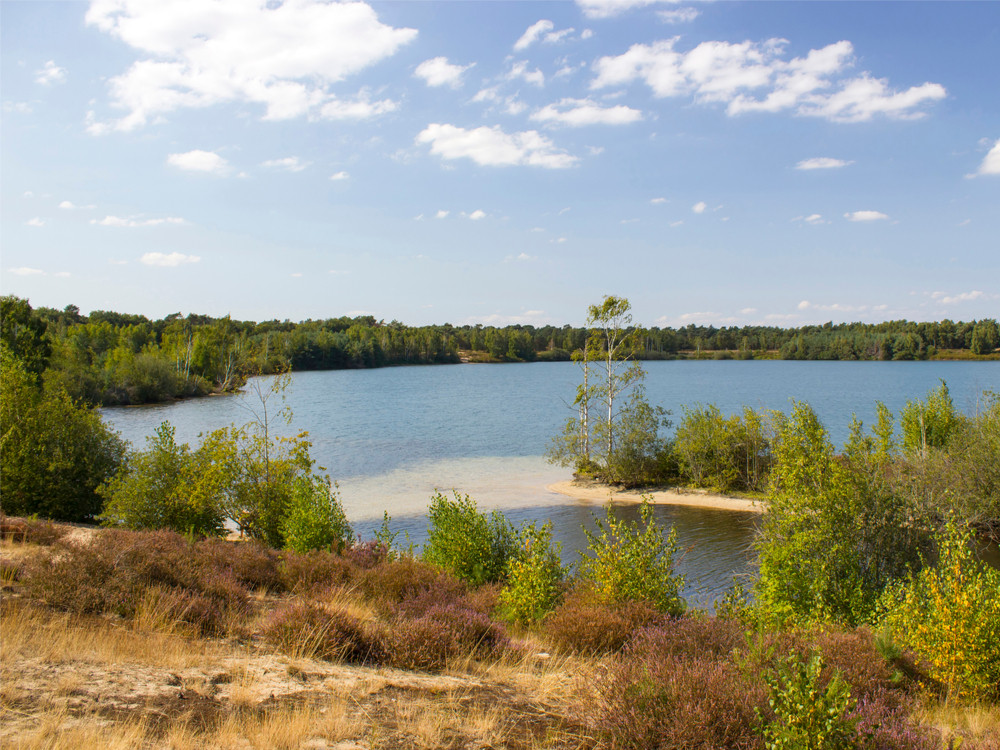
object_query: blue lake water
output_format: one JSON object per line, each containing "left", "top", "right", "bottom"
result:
{"left": 102, "top": 360, "right": 998, "bottom": 608}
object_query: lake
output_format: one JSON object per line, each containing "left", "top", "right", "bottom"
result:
{"left": 102, "top": 360, "right": 998, "bottom": 608}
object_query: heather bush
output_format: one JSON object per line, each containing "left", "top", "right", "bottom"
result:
{"left": 878, "top": 519, "right": 1000, "bottom": 702}
{"left": 579, "top": 499, "right": 685, "bottom": 615}
{"left": 279, "top": 475, "right": 353, "bottom": 554}
{"left": 589, "top": 645, "right": 764, "bottom": 749}
{"left": 498, "top": 522, "right": 566, "bottom": 626}
{"left": 761, "top": 650, "right": 858, "bottom": 750}
{"left": 385, "top": 602, "right": 510, "bottom": 670}
{"left": 279, "top": 549, "right": 356, "bottom": 594}
{"left": 197, "top": 538, "right": 284, "bottom": 592}
{"left": 544, "top": 587, "right": 664, "bottom": 655}
{"left": 423, "top": 491, "right": 518, "bottom": 585}
{"left": 342, "top": 539, "right": 390, "bottom": 569}
{"left": 851, "top": 695, "right": 938, "bottom": 750}
{"left": 20, "top": 517, "right": 66, "bottom": 546}
{"left": 262, "top": 600, "right": 381, "bottom": 663}
{"left": 356, "top": 555, "right": 467, "bottom": 611}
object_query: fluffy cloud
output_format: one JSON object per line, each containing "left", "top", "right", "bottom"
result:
{"left": 507, "top": 60, "right": 546, "bottom": 87}
{"left": 692, "top": 201, "right": 707, "bottom": 213}
{"left": 414, "top": 57, "right": 474, "bottom": 88}
{"left": 329, "top": 171, "right": 350, "bottom": 181}
{"left": 792, "top": 213, "right": 826, "bottom": 225}
{"left": 35, "top": 60, "right": 66, "bottom": 85}
{"left": 514, "top": 20, "right": 554, "bottom": 51}
{"left": 651, "top": 197, "right": 668, "bottom": 204}
{"left": 8, "top": 267, "right": 45, "bottom": 276}
{"left": 140, "top": 252, "right": 200, "bottom": 267}
{"left": 84, "top": 0, "right": 416, "bottom": 131}
{"left": 658, "top": 7, "right": 699, "bottom": 24}
{"left": 167, "top": 150, "right": 229, "bottom": 174}
{"left": 261, "top": 156, "right": 309, "bottom": 172}
{"left": 577, "top": 0, "right": 677, "bottom": 19}
{"left": 844, "top": 210, "right": 888, "bottom": 222}
{"left": 973, "top": 138, "right": 1000, "bottom": 176}
{"left": 25, "top": 217, "right": 45, "bottom": 227}
{"left": 531, "top": 98, "right": 642, "bottom": 126}
{"left": 91, "top": 215, "right": 185, "bottom": 227}
{"left": 58, "top": 200, "right": 97, "bottom": 210}
{"left": 416, "top": 123, "right": 578, "bottom": 168}
{"left": 591, "top": 38, "right": 945, "bottom": 122}
{"left": 796, "top": 157, "right": 853, "bottom": 170}
{"left": 798, "top": 300, "right": 873, "bottom": 313}
{"left": 468, "top": 209, "right": 487, "bottom": 220}
{"left": 931, "top": 290, "right": 986, "bottom": 305}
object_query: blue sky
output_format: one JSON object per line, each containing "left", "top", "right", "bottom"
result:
{"left": 2, "top": 0, "right": 997, "bottom": 328}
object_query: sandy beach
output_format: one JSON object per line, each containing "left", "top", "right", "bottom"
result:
{"left": 546, "top": 479, "right": 765, "bottom": 513}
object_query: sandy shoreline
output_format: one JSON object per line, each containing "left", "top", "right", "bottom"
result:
{"left": 546, "top": 480, "right": 765, "bottom": 513}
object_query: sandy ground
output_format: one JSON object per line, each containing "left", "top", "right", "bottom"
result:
{"left": 546, "top": 480, "right": 764, "bottom": 514}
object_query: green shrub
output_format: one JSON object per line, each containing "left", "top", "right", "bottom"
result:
{"left": 280, "top": 475, "right": 353, "bottom": 553}
{"left": 1, "top": 348, "right": 126, "bottom": 522}
{"left": 99, "top": 421, "right": 227, "bottom": 537}
{"left": 497, "top": 522, "right": 565, "bottom": 626}
{"left": 878, "top": 519, "right": 1000, "bottom": 702}
{"left": 673, "top": 404, "right": 774, "bottom": 493}
{"left": 423, "top": 491, "right": 518, "bottom": 586}
{"left": 761, "top": 651, "right": 858, "bottom": 750}
{"left": 900, "top": 380, "right": 957, "bottom": 455}
{"left": 578, "top": 499, "right": 685, "bottom": 615}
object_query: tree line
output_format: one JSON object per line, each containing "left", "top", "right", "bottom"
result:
{"left": 2, "top": 294, "right": 997, "bottom": 406}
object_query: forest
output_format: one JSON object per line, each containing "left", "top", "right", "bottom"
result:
{"left": 2, "top": 294, "right": 998, "bottom": 406}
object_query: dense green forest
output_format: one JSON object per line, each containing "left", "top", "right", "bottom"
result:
{"left": 2, "top": 295, "right": 997, "bottom": 406}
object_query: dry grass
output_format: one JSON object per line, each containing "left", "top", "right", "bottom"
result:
{"left": 914, "top": 699, "right": 1000, "bottom": 749}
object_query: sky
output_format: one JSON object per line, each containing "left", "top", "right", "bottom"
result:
{"left": 1, "top": 0, "right": 998, "bottom": 329}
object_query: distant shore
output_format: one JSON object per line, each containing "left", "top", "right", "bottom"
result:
{"left": 547, "top": 479, "right": 765, "bottom": 514}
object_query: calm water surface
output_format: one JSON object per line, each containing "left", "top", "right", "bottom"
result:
{"left": 103, "top": 360, "right": 998, "bottom": 608}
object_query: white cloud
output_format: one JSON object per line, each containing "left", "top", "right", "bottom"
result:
{"left": 507, "top": 61, "right": 545, "bottom": 87}
{"left": 8, "top": 267, "right": 45, "bottom": 276}
{"left": 577, "top": 0, "right": 677, "bottom": 19}
{"left": 795, "top": 157, "right": 853, "bottom": 170}
{"left": 140, "top": 252, "right": 200, "bottom": 267}
{"left": 692, "top": 201, "right": 707, "bottom": 213}
{"left": 414, "top": 56, "right": 474, "bottom": 89}
{"left": 650, "top": 197, "right": 668, "bottom": 204}
{"left": 514, "top": 20, "right": 554, "bottom": 51}
{"left": 35, "top": 60, "right": 66, "bottom": 86}
{"left": 798, "top": 300, "right": 874, "bottom": 313}
{"left": 792, "top": 213, "right": 827, "bottom": 225}
{"left": 167, "top": 150, "right": 229, "bottom": 175}
{"left": 3, "top": 102, "right": 33, "bottom": 115}
{"left": 261, "top": 156, "right": 309, "bottom": 172}
{"left": 53, "top": 272, "right": 71, "bottom": 278}
{"left": 592, "top": 38, "right": 946, "bottom": 123}
{"left": 329, "top": 171, "right": 350, "bottom": 181}
{"left": 740, "top": 307, "right": 757, "bottom": 315}
{"left": 552, "top": 237, "right": 568, "bottom": 244}
{"left": 531, "top": 97, "right": 642, "bottom": 127}
{"left": 669, "top": 220, "right": 683, "bottom": 227}
{"left": 59, "top": 200, "right": 97, "bottom": 210}
{"left": 91, "top": 215, "right": 185, "bottom": 227}
{"left": 505, "top": 252, "right": 537, "bottom": 262}
{"left": 932, "top": 290, "right": 987, "bottom": 305}
{"left": 844, "top": 210, "right": 888, "bottom": 222}
{"left": 973, "top": 138, "right": 1000, "bottom": 176}
{"left": 658, "top": 7, "right": 700, "bottom": 24}
{"left": 25, "top": 217, "right": 45, "bottom": 227}
{"left": 84, "top": 0, "right": 416, "bottom": 131}
{"left": 316, "top": 91, "right": 399, "bottom": 120}
{"left": 290, "top": 272, "right": 303, "bottom": 278}
{"left": 435, "top": 210, "right": 449, "bottom": 219}
{"left": 464, "top": 310, "right": 551, "bottom": 325}
{"left": 416, "top": 123, "right": 578, "bottom": 169}
{"left": 468, "top": 209, "right": 487, "bottom": 221}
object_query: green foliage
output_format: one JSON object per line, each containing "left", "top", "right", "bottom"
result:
{"left": 761, "top": 651, "right": 857, "bottom": 750}
{"left": 423, "top": 491, "right": 519, "bottom": 586}
{"left": 756, "top": 402, "right": 930, "bottom": 626}
{"left": 1, "top": 296, "right": 51, "bottom": 377}
{"left": 969, "top": 318, "right": 999, "bottom": 355}
{"left": 878, "top": 519, "right": 1000, "bottom": 702}
{"left": 900, "top": 380, "right": 957, "bottom": 454}
{"left": 579, "top": 499, "right": 685, "bottom": 615}
{"left": 673, "top": 404, "right": 774, "bottom": 492}
{"left": 98, "top": 421, "right": 227, "bottom": 537}
{"left": 280, "top": 475, "right": 353, "bottom": 554}
{"left": 0, "top": 348, "right": 125, "bottom": 522}
{"left": 498, "top": 522, "right": 566, "bottom": 626}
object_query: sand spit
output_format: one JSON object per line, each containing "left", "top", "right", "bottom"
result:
{"left": 546, "top": 479, "right": 764, "bottom": 514}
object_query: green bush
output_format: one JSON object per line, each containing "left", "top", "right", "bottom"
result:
{"left": 280, "top": 475, "right": 353, "bottom": 553}
{"left": 900, "top": 380, "right": 957, "bottom": 454}
{"left": 761, "top": 651, "right": 857, "bottom": 750}
{"left": 99, "top": 421, "right": 227, "bottom": 537}
{"left": 878, "top": 519, "right": 1000, "bottom": 702}
{"left": 1, "top": 347, "right": 126, "bottom": 522}
{"left": 672, "top": 404, "right": 773, "bottom": 492}
{"left": 422, "top": 491, "right": 518, "bottom": 586}
{"left": 497, "top": 522, "right": 565, "bottom": 626}
{"left": 578, "top": 499, "right": 685, "bottom": 615}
